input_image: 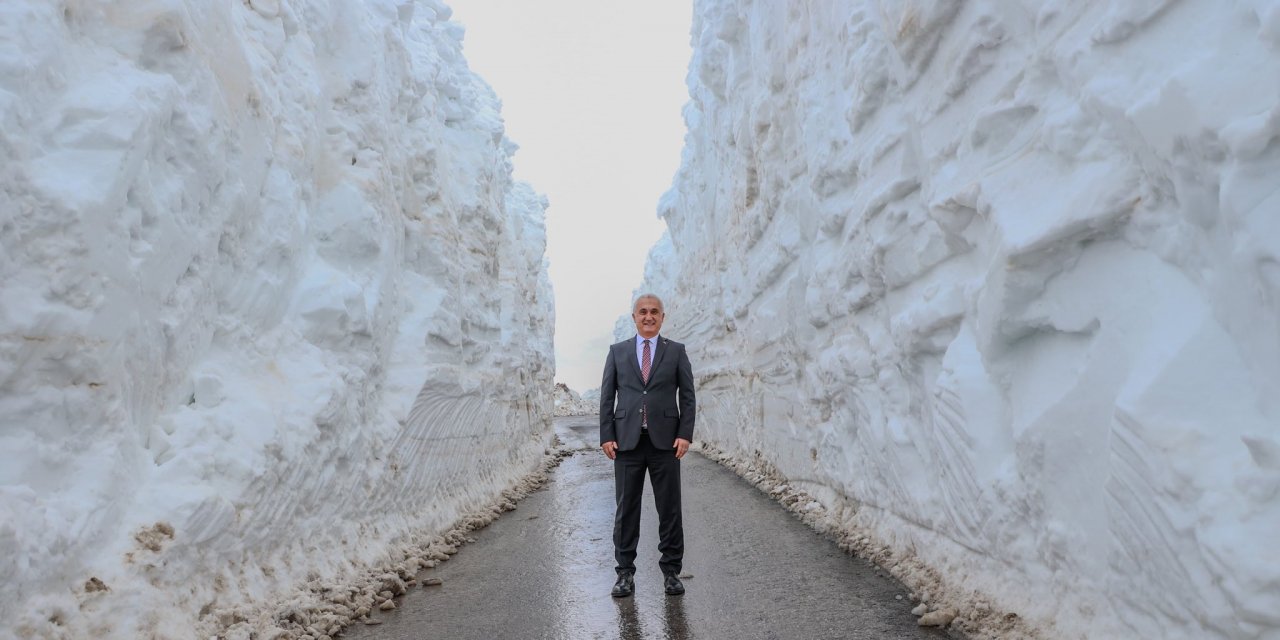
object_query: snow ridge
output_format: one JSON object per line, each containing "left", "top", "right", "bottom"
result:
{"left": 636, "top": 1, "right": 1280, "bottom": 638}
{"left": 0, "top": 1, "right": 553, "bottom": 637}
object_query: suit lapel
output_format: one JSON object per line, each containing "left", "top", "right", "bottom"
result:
{"left": 646, "top": 337, "right": 670, "bottom": 387}
{"left": 627, "top": 337, "right": 645, "bottom": 383}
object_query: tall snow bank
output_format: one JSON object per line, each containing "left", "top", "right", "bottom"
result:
{"left": 638, "top": 1, "right": 1280, "bottom": 638}
{"left": 0, "top": 1, "right": 553, "bottom": 636}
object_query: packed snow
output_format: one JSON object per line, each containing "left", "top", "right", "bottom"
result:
{"left": 632, "top": 1, "right": 1280, "bottom": 638}
{"left": 552, "top": 383, "right": 596, "bottom": 417}
{"left": 0, "top": 1, "right": 553, "bottom": 637}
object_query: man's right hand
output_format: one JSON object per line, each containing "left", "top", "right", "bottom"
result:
{"left": 601, "top": 441, "right": 618, "bottom": 460}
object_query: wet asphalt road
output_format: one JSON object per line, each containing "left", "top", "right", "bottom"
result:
{"left": 346, "top": 417, "right": 950, "bottom": 640}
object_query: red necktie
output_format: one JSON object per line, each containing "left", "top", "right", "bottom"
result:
{"left": 641, "top": 339, "right": 652, "bottom": 382}
{"left": 642, "top": 339, "right": 651, "bottom": 427}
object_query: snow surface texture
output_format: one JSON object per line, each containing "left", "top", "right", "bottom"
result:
{"left": 634, "top": 1, "right": 1280, "bottom": 638}
{"left": 0, "top": 1, "right": 554, "bottom": 637}
{"left": 552, "top": 383, "right": 595, "bottom": 416}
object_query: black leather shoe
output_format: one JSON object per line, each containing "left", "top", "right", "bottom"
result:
{"left": 611, "top": 574, "right": 634, "bottom": 598}
{"left": 664, "top": 574, "right": 685, "bottom": 595}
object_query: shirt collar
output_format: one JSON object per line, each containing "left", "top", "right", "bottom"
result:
{"left": 636, "top": 334, "right": 659, "bottom": 345}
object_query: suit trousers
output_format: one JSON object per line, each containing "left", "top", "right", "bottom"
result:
{"left": 613, "top": 433, "right": 684, "bottom": 577}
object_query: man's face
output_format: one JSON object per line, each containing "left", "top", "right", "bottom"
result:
{"left": 632, "top": 298, "right": 665, "bottom": 339}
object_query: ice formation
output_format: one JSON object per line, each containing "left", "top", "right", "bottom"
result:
{"left": 633, "top": 1, "right": 1280, "bottom": 638}
{"left": 0, "top": 1, "right": 553, "bottom": 637}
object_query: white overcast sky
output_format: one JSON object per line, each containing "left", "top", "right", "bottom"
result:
{"left": 451, "top": 1, "right": 694, "bottom": 392}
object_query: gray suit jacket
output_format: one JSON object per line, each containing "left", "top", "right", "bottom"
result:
{"left": 599, "top": 336, "right": 696, "bottom": 451}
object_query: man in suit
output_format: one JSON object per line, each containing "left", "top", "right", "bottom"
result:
{"left": 600, "top": 293, "right": 696, "bottom": 598}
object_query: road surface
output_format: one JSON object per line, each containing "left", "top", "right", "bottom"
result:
{"left": 346, "top": 417, "right": 951, "bottom": 640}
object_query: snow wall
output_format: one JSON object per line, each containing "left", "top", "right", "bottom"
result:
{"left": 0, "top": 1, "right": 554, "bottom": 637}
{"left": 635, "top": 1, "right": 1280, "bottom": 638}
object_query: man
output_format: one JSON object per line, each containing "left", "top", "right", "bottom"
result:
{"left": 599, "top": 293, "right": 696, "bottom": 598}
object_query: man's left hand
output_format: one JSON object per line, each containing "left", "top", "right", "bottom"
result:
{"left": 674, "top": 438, "right": 691, "bottom": 459}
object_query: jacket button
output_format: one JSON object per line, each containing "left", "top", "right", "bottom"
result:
{"left": 643, "top": 391, "right": 647, "bottom": 395}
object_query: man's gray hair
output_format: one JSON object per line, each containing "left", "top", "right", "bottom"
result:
{"left": 632, "top": 293, "right": 665, "bottom": 312}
